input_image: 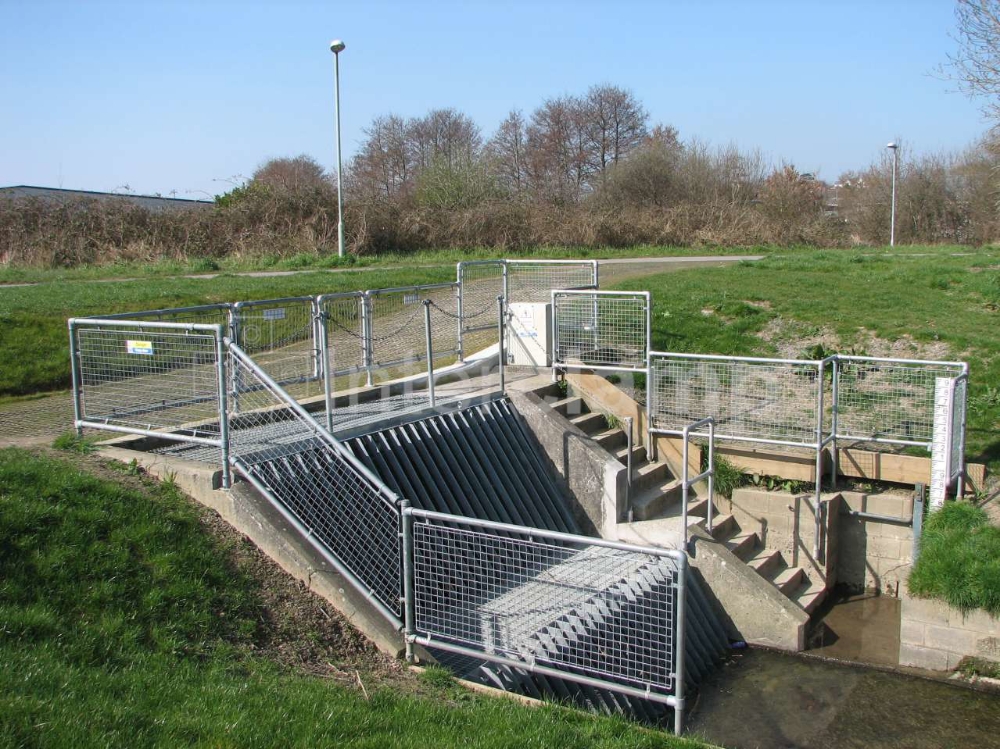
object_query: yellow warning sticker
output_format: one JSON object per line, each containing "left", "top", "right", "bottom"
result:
{"left": 126, "top": 340, "right": 154, "bottom": 356}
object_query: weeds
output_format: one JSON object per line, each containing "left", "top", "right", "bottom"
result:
{"left": 52, "top": 431, "right": 98, "bottom": 454}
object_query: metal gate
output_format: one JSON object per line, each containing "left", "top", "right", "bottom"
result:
{"left": 551, "top": 290, "right": 650, "bottom": 372}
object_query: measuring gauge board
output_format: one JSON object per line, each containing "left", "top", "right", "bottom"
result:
{"left": 929, "top": 377, "right": 954, "bottom": 509}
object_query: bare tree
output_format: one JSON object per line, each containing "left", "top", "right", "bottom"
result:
{"left": 486, "top": 109, "right": 529, "bottom": 195}
{"left": 582, "top": 84, "right": 649, "bottom": 178}
{"left": 407, "top": 108, "right": 482, "bottom": 170}
{"left": 949, "top": 0, "right": 1000, "bottom": 122}
{"left": 349, "top": 115, "right": 412, "bottom": 200}
{"left": 525, "top": 95, "right": 591, "bottom": 203}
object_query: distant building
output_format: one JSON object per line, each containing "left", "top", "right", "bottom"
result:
{"left": 0, "top": 185, "right": 214, "bottom": 213}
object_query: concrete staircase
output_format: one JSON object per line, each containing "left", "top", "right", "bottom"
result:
{"left": 547, "top": 388, "right": 828, "bottom": 616}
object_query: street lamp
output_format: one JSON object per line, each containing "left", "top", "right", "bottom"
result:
{"left": 330, "top": 39, "right": 346, "bottom": 258}
{"left": 887, "top": 142, "right": 899, "bottom": 248}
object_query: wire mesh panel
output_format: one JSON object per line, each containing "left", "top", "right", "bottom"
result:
{"left": 834, "top": 357, "right": 966, "bottom": 446}
{"left": 233, "top": 297, "right": 319, "bottom": 387}
{"left": 649, "top": 353, "right": 822, "bottom": 445}
{"left": 227, "top": 345, "right": 403, "bottom": 617}
{"left": 367, "top": 283, "right": 460, "bottom": 375}
{"left": 72, "top": 319, "right": 223, "bottom": 436}
{"left": 318, "top": 292, "right": 367, "bottom": 378}
{"left": 409, "top": 514, "right": 679, "bottom": 695}
{"left": 506, "top": 260, "right": 598, "bottom": 304}
{"left": 553, "top": 291, "right": 649, "bottom": 371}
{"left": 458, "top": 261, "right": 504, "bottom": 358}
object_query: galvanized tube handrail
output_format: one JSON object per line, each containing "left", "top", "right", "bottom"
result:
{"left": 226, "top": 341, "right": 402, "bottom": 509}
{"left": 88, "top": 303, "right": 233, "bottom": 321}
{"left": 497, "top": 296, "right": 506, "bottom": 395}
{"left": 405, "top": 506, "right": 686, "bottom": 559}
{"left": 215, "top": 327, "right": 232, "bottom": 489}
{"left": 71, "top": 317, "right": 224, "bottom": 332}
{"left": 624, "top": 416, "right": 634, "bottom": 521}
{"left": 423, "top": 301, "right": 436, "bottom": 408}
{"left": 682, "top": 417, "right": 715, "bottom": 549}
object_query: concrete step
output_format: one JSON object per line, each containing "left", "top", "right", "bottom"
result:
{"left": 688, "top": 496, "right": 711, "bottom": 518}
{"left": 551, "top": 396, "right": 587, "bottom": 418}
{"left": 791, "top": 578, "right": 828, "bottom": 615}
{"left": 709, "top": 513, "right": 738, "bottom": 541}
{"left": 614, "top": 444, "right": 647, "bottom": 466}
{"left": 616, "top": 516, "right": 686, "bottom": 549}
{"left": 632, "top": 460, "right": 672, "bottom": 492}
{"left": 569, "top": 411, "right": 607, "bottom": 434}
{"left": 725, "top": 532, "right": 759, "bottom": 561}
{"left": 771, "top": 566, "right": 806, "bottom": 597}
{"left": 629, "top": 478, "right": 684, "bottom": 521}
{"left": 747, "top": 548, "right": 783, "bottom": 579}
{"left": 594, "top": 429, "right": 627, "bottom": 450}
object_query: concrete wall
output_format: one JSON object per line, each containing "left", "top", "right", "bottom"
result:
{"left": 899, "top": 595, "right": 1000, "bottom": 670}
{"left": 836, "top": 491, "right": 914, "bottom": 594}
{"left": 687, "top": 527, "right": 809, "bottom": 651}
{"left": 98, "top": 445, "right": 406, "bottom": 658}
{"left": 507, "top": 389, "right": 625, "bottom": 537}
{"left": 723, "top": 488, "right": 838, "bottom": 585}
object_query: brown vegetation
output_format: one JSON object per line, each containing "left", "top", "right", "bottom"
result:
{"left": 2, "top": 83, "right": 999, "bottom": 268}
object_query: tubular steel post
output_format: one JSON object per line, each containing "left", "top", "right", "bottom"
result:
{"left": 682, "top": 425, "right": 691, "bottom": 550}
{"left": 319, "top": 301, "right": 335, "bottom": 433}
{"left": 912, "top": 483, "right": 926, "bottom": 562}
{"left": 68, "top": 320, "right": 84, "bottom": 435}
{"left": 311, "top": 298, "right": 323, "bottom": 381}
{"left": 497, "top": 295, "right": 506, "bottom": 395}
{"left": 362, "top": 293, "right": 374, "bottom": 388}
{"left": 456, "top": 266, "right": 465, "bottom": 363}
{"left": 423, "top": 300, "right": 436, "bottom": 408}
{"left": 671, "top": 550, "right": 688, "bottom": 736}
{"left": 401, "top": 501, "right": 416, "bottom": 663}
{"left": 814, "top": 360, "right": 825, "bottom": 561}
{"left": 707, "top": 420, "right": 715, "bottom": 534}
{"left": 215, "top": 328, "right": 232, "bottom": 489}
{"left": 624, "top": 416, "right": 634, "bottom": 522}
{"left": 646, "top": 361, "right": 656, "bottom": 462}
{"left": 830, "top": 357, "right": 840, "bottom": 489}
{"left": 228, "top": 304, "right": 242, "bottom": 413}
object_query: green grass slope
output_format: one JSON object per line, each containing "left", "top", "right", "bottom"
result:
{"left": 0, "top": 448, "right": 705, "bottom": 748}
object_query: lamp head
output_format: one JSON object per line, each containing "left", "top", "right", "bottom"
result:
{"left": 330, "top": 39, "right": 346, "bottom": 54}
{"left": 886, "top": 142, "right": 898, "bottom": 150}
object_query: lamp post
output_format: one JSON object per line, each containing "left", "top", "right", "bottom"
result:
{"left": 331, "top": 39, "right": 346, "bottom": 258}
{"left": 887, "top": 141, "right": 898, "bottom": 248}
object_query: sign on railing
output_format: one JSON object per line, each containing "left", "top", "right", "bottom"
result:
{"left": 552, "top": 290, "right": 650, "bottom": 372}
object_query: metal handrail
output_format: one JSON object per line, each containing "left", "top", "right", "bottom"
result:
{"left": 681, "top": 417, "right": 715, "bottom": 550}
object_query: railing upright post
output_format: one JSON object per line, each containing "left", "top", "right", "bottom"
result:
{"left": 215, "top": 327, "right": 232, "bottom": 490}
{"left": 423, "top": 300, "right": 436, "bottom": 408}
{"left": 68, "top": 319, "right": 84, "bottom": 436}
{"left": 624, "top": 416, "right": 634, "bottom": 522}
{"left": 362, "top": 292, "right": 374, "bottom": 388}
{"left": 457, "top": 266, "right": 465, "bottom": 363}
{"left": 647, "top": 360, "right": 656, "bottom": 462}
{"left": 497, "top": 295, "right": 506, "bottom": 395}
{"left": 318, "top": 300, "right": 335, "bottom": 434}
{"left": 912, "top": 483, "right": 925, "bottom": 562}
{"left": 228, "top": 304, "right": 241, "bottom": 413}
{"left": 682, "top": 425, "right": 690, "bottom": 550}
{"left": 814, "top": 360, "right": 825, "bottom": 561}
{"left": 401, "top": 500, "right": 416, "bottom": 663}
{"left": 707, "top": 420, "right": 715, "bottom": 535}
{"left": 830, "top": 356, "right": 840, "bottom": 489}
{"left": 672, "top": 551, "right": 688, "bottom": 736}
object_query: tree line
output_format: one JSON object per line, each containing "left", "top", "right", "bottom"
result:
{"left": 2, "top": 82, "right": 998, "bottom": 268}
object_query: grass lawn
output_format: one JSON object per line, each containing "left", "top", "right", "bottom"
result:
{"left": 908, "top": 501, "right": 1000, "bottom": 613}
{"left": 0, "top": 447, "right": 706, "bottom": 749}
{"left": 610, "top": 248, "right": 1000, "bottom": 475}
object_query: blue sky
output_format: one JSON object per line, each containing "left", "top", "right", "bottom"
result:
{"left": 0, "top": 0, "right": 986, "bottom": 198}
